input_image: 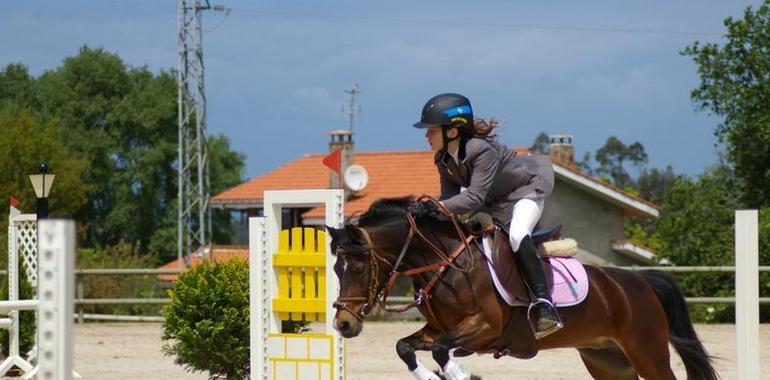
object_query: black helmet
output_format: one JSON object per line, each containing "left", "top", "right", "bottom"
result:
{"left": 413, "top": 93, "right": 473, "bottom": 131}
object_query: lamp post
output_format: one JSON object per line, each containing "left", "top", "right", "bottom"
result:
{"left": 28, "top": 163, "right": 55, "bottom": 219}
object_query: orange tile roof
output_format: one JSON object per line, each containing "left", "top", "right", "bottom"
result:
{"left": 157, "top": 245, "right": 248, "bottom": 281}
{"left": 212, "top": 153, "right": 331, "bottom": 204}
{"left": 211, "top": 148, "right": 660, "bottom": 219}
{"left": 212, "top": 151, "right": 441, "bottom": 216}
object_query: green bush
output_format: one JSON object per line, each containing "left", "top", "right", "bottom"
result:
{"left": 77, "top": 242, "right": 161, "bottom": 316}
{"left": 0, "top": 261, "right": 35, "bottom": 357}
{"left": 162, "top": 258, "right": 250, "bottom": 380}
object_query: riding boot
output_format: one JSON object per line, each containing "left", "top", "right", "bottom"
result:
{"left": 515, "top": 235, "right": 563, "bottom": 339}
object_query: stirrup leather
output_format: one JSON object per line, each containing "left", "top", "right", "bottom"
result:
{"left": 526, "top": 298, "right": 564, "bottom": 339}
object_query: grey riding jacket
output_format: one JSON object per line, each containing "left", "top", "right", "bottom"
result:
{"left": 436, "top": 137, "right": 555, "bottom": 224}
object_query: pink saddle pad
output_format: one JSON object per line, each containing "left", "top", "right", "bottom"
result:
{"left": 481, "top": 238, "right": 588, "bottom": 307}
{"left": 547, "top": 257, "right": 589, "bottom": 307}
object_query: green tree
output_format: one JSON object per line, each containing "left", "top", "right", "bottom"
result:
{"left": 636, "top": 165, "right": 680, "bottom": 204}
{"left": 653, "top": 165, "right": 770, "bottom": 322}
{"left": 0, "top": 64, "right": 36, "bottom": 108}
{"left": 148, "top": 135, "right": 246, "bottom": 262}
{"left": 682, "top": 1, "right": 770, "bottom": 208}
{"left": 0, "top": 46, "right": 246, "bottom": 263}
{"left": 32, "top": 47, "right": 179, "bottom": 253}
{"left": 529, "top": 132, "right": 550, "bottom": 154}
{"left": 0, "top": 104, "right": 90, "bottom": 232}
{"left": 594, "top": 136, "right": 648, "bottom": 189}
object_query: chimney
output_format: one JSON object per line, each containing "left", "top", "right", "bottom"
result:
{"left": 328, "top": 129, "right": 353, "bottom": 189}
{"left": 548, "top": 134, "right": 574, "bottom": 167}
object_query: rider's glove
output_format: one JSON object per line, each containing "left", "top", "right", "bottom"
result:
{"left": 408, "top": 200, "right": 440, "bottom": 218}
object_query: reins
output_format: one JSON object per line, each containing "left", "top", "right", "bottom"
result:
{"left": 332, "top": 196, "right": 477, "bottom": 323}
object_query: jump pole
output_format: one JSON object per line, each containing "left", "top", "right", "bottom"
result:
{"left": 735, "top": 210, "right": 759, "bottom": 379}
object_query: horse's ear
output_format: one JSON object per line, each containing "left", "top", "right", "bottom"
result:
{"left": 325, "top": 225, "right": 344, "bottom": 241}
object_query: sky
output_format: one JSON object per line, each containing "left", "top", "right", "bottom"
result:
{"left": 0, "top": 0, "right": 763, "bottom": 180}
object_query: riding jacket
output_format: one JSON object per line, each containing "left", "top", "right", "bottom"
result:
{"left": 435, "top": 137, "right": 554, "bottom": 224}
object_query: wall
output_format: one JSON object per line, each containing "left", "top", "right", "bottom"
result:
{"left": 540, "top": 179, "right": 639, "bottom": 266}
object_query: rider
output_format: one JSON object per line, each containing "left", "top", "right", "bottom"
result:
{"left": 410, "top": 93, "right": 563, "bottom": 339}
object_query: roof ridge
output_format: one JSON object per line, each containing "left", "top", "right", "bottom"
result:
{"left": 554, "top": 164, "right": 661, "bottom": 210}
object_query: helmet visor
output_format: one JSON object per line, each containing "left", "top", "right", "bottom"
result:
{"left": 412, "top": 121, "right": 442, "bottom": 129}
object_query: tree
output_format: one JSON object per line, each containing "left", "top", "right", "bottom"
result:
{"left": 529, "top": 132, "right": 550, "bottom": 154}
{"left": 0, "top": 104, "right": 90, "bottom": 260}
{"left": 636, "top": 166, "right": 680, "bottom": 204}
{"left": 1, "top": 46, "right": 245, "bottom": 263}
{"left": 653, "top": 164, "right": 770, "bottom": 321}
{"left": 0, "top": 105, "right": 90, "bottom": 220}
{"left": 682, "top": 1, "right": 770, "bottom": 208}
{"left": 594, "top": 136, "right": 648, "bottom": 189}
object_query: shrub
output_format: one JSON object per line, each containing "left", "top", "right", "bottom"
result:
{"left": 77, "top": 242, "right": 161, "bottom": 316}
{"left": 162, "top": 258, "right": 250, "bottom": 380}
{"left": 0, "top": 261, "right": 35, "bottom": 357}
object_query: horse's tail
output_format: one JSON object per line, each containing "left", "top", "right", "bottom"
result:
{"left": 639, "top": 270, "right": 719, "bottom": 380}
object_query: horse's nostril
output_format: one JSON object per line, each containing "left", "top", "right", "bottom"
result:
{"left": 339, "top": 321, "right": 350, "bottom": 332}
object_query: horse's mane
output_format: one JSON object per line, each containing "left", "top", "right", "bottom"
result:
{"left": 356, "top": 196, "right": 414, "bottom": 228}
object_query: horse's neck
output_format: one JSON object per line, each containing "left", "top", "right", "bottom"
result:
{"left": 404, "top": 235, "right": 483, "bottom": 286}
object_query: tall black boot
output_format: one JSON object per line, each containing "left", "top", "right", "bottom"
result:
{"left": 514, "top": 235, "right": 563, "bottom": 339}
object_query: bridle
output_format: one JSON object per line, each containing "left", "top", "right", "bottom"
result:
{"left": 332, "top": 196, "right": 477, "bottom": 323}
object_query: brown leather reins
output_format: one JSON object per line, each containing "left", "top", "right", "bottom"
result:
{"left": 332, "top": 196, "right": 477, "bottom": 324}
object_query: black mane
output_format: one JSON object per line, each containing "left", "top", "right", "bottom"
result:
{"left": 356, "top": 196, "right": 414, "bottom": 228}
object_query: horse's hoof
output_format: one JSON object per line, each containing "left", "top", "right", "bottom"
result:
{"left": 433, "top": 371, "right": 482, "bottom": 380}
{"left": 453, "top": 347, "right": 475, "bottom": 357}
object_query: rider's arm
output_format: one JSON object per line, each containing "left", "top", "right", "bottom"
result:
{"left": 441, "top": 140, "right": 499, "bottom": 215}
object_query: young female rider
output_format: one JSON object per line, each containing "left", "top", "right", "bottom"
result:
{"left": 409, "top": 93, "right": 563, "bottom": 338}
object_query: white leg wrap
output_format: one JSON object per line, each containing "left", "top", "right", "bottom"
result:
{"left": 410, "top": 359, "right": 441, "bottom": 380}
{"left": 442, "top": 360, "right": 471, "bottom": 380}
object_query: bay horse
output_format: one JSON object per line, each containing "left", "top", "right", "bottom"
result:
{"left": 327, "top": 196, "right": 718, "bottom": 380}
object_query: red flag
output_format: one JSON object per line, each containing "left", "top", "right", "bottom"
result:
{"left": 322, "top": 149, "right": 342, "bottom": 173}
{"left": 9, "top": 197, "right": 19, "bottom": 207}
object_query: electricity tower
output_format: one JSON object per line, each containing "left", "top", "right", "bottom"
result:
{"left": 177, "top": 0, "right": 227, "bottom": 266}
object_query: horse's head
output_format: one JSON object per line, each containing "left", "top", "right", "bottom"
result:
{"left": 326, "top": 197, "right": 415, "bottom": 338}
{"left": 325, "top": 224, "right": 388, "bottom": 337}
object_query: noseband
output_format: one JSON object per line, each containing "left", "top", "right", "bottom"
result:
{"left": 332, "top": 196, "right": 476, "bottom": 323}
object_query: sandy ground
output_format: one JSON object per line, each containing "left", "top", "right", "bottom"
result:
{"left": 1, "top": 322, "right": 767, "bottom": 379}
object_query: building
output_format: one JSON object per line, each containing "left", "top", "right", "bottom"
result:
{"left": 209, "top": 131, "right": 660, "bottom": 266}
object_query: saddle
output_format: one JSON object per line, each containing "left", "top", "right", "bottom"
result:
{"left": 457, "top": 222, "right": 588, "bottom": 358}
{"left": 488, "top": 224, "right": 561, "bottom": 303}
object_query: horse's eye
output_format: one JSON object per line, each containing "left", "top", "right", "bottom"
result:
{"left": 350, "top": 263, "right": 366, "bottom": 275}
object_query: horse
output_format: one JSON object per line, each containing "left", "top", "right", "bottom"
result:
{"left": 327, "top": 196, "right": 718, "bottom": 380}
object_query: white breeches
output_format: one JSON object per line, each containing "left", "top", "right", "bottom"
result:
{"left": 508, "top": 198, "right": 544, "bottom": 252}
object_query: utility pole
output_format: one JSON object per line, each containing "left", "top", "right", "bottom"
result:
{"left": 177, "top": 0, "right": 227, "bottom": 267}
{"left": 344, "top": 83, "right": 360, "bottom": 133}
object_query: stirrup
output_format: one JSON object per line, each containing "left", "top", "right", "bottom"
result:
{"left": 526, "top": 298, "right": 563, "bottom": 339}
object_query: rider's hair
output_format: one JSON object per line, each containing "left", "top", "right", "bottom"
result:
{"left": 460, "top": 118, "right": 499, "bottom": 139}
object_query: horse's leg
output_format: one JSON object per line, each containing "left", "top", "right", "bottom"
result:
{"left": 396, "top": 327, "right": 442, "bottom": 380}
{"left": 577, "top": 347, "right": 638, "bottom": 380}
{"left": 431, "top": 332, "right": 474, "bottom": 380}
{"left": 618, "top": 331, "right": 677, "bottom": 380}
{"left": 616, "top": 283, "right": 678, "bottom": 379}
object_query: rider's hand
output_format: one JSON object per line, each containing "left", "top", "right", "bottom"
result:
{"left": 408, "top": 200, "right": 440, "bottom": 218}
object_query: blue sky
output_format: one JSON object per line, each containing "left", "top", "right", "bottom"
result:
{"left": 1, "top": 1, "right": 762, "bottom": 180}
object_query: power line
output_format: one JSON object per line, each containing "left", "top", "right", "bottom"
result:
{"left": 64, "top": 0, "right": 724, "bottom": 38}
{"left": 233, "top": 8, "right": 724, "bottom": 38}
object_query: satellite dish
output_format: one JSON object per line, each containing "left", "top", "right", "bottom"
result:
{"left": 344, "top": 164, "right": 369, "bottom": 192}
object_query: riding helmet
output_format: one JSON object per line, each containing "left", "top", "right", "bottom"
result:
{"left": 412, "top": 93, "right": 473, "bottom": 131}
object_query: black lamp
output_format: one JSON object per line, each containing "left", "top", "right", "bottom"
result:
{"left": 28, "top": 163, "right": 55, "bottom": 219}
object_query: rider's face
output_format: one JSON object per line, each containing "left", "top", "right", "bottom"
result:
{"left": 425, "top": 127, "right": 459, "bottom": 152}
{"left": 425, "top": 127, "right": 443, "bottom": 151}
